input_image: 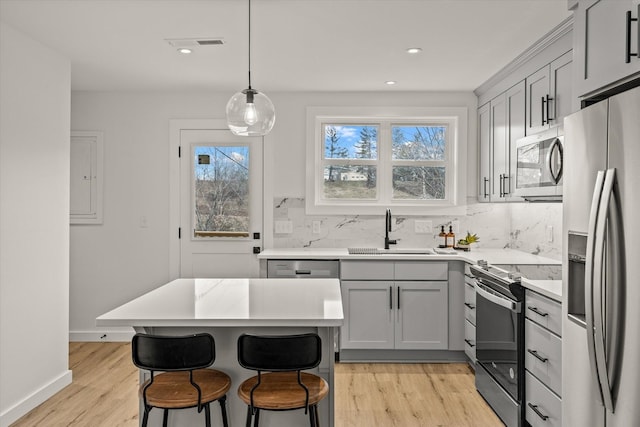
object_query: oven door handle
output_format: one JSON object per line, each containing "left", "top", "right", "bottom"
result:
{"left": 475, "top": 282, "right": 520, "bottom": 312}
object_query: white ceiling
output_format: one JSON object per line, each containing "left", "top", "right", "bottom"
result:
{"left": 0, "top": 0, "right": 571, "bottom": 93}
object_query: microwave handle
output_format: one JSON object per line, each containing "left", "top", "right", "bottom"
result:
{"left": 547, "top": 138, "right": 563, "bottom": 184}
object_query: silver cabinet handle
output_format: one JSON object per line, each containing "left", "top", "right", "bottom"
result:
{"left": 528, "top": 403, "right": 549, "bottom": 421}
{"left": 464, "top": 339, "right": 475, "bottom": 348}
{"left": 464, "top": 302, "right": 475, "bottom": 310}
{"left": 527, "top": 349, "right": 548, "bottom": 363}
{"left": 527, "top": 306, "right": 548, "bottom": 317}
{"left": 483, "top": 177, "right": 489, "bottom": 198}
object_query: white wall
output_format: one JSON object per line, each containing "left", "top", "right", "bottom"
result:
{"left": 0, "top": 23, "right": 72, "bottom": 426}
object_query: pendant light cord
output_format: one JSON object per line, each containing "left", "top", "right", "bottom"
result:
{"left": 247, "top": 0, "right": 252, "bottom": 90}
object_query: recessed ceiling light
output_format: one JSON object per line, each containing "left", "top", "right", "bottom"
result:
{"left": 178, "top": 48, "right": 192, "bottom": 54}
{"left": 385, "top": 81, "right": 397, "bottom": 85}
{"left": 406, "top": 47, "right": 422, "bottom": 54}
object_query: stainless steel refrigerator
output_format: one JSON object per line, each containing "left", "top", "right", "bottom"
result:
{"left": 563, "top": 84, "right": 640, "bottom": 427}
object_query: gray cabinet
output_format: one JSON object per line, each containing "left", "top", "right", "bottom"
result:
{"left": 463, "top": 264, "right": 476, "bottom": 365}
{"left": 478, "top": 102, "right": 491, "bottom": 202}
{"left": 481, "top": 81, "right": 525, "bottom": 202}
{"left": 525, "top": 289, "right": 563, "bottom": 427}
{"left": 526, "top": 51, "right": 573, "bottom": 136}
{"left": 340, "top": 281, "right": 394, "bottom": 349}
{"left": 340, "top": 261, "right": 449, "bottom": 351}
{"left": 573, "top": 0, "right": 640, "bottom": 98}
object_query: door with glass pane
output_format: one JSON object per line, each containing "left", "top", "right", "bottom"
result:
{"left": 179, "top": 129, "right": 262, "bottom": 278}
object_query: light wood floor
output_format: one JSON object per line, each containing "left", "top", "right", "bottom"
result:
{"left": 12, "top": 342, "right": 502, "bottom": 427}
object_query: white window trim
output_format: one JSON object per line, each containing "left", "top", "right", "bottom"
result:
{"left": 306, "top": 107, "right": 467, "bottom": 216}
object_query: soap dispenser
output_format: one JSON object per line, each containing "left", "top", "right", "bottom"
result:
{"left": 439, "top": 226, "right": 447, "bottom": 248}
{"left": 447, "top": 226, "right": 455, "bottom": 248}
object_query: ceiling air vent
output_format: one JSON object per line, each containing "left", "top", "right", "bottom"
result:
{"left": 165, "top": 38, "right": 225, "bottom": 48}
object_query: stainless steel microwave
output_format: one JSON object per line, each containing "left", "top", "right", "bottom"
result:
{"left": 513, "top": 128, "right": 563, "bottom": 201}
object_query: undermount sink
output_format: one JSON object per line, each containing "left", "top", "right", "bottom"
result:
{"left": 347, "top": 247, "right": 435, "bottom": 255}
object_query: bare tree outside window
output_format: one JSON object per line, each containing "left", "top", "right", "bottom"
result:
{"left": 392, "top": 126, "right": 447, "bottom": 200}
{"left": 193, "top": 145, "right": 250, "bottom": 237}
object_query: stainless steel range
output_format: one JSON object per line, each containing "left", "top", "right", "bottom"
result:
{"left": 470, "top": 261, "right": 525, "bottom": 427}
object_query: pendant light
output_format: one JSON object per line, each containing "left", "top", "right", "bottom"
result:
{"left": 226, "top": 0, "right": 275, "bottom": 136}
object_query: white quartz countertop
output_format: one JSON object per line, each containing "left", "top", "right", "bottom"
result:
{"left": 258, "top": 247, "right": 561, "bottom": 266}
{"left": 96, "top": 278, "right": 344, "bottom": 328}
{"left": 522, "top": 279, "right": 562, "bottom": 302}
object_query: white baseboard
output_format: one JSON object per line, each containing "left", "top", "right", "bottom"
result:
{"left": 0, "top": 369, "right": 72, "bottom": 427}
{"left": 69, "top": 330, "right": 135, "bottom": 342}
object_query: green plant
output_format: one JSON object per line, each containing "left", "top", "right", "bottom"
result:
{"left": 458, "top": 232, "right": 479, "bottom": 245}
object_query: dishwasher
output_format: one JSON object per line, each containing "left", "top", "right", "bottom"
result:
{"left": 266, "top": 259, "right": 341, "bottom": 356}
{"left": 266, "top": 259, "right": 340, "bottom": 279}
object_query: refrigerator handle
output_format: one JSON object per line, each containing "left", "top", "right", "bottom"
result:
{"left": 593, "top": 169, "right": 617, "bottom": 412}
{"left": 585, "top": 170, "right": 606, "bottom": 406}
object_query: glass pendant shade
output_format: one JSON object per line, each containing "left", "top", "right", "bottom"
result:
{"left": 226, "top": 88, "right": 275, "bottom": 136}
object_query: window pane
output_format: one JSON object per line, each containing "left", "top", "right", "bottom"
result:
{"left": 392, "top": 166, "right": 445, "bottom": 200}
{"left": 194, "top": 146, "right": 249, "bottom": 236}
{"left": 324, "top": 125, "right": 378, "bottom": 160}
{"left": 323, "top": 165, "right": 377, "bottom": 199}
{"left": 392, "top": 125, "right": 446, "bottom": 160}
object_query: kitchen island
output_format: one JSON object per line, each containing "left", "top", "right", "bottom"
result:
{"left": 96, "top": 278, "right": 343, "bottom": 427}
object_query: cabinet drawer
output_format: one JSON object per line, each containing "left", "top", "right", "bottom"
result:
{"left": 340, "top": 261, "right": 394, "bottom": 280}
{"left": 526, "top": 371, "right": 562, "bottom": 427}
{"left": 525, "top": 319, "right": 562, "bottom": 396}
{"left": 464, "top": 319, "right": 476, "bottom": 363}
{"left": 526, "top": 290, "right": 562, "bottom": 337}
{"left": 464, "top": 283, "right": 476, "bottom": 325}
{"left": 394, "top": 261, "right": 448, "bottom": 281}
{"left": 464, "top": 273, "right": 475, "bottom": 286}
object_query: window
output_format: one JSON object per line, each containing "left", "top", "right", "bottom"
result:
{"left": 306, "top": 107, "right": 467, "bottom": 215}
{"left": 192, "top": 144, "right": 250, "bottom": 238}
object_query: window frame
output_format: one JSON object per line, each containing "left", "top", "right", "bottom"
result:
{"left": 306, "top": 107, "right": 467, "bottom": 215}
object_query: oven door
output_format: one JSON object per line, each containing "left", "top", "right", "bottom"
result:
{"left": 475, "top": 280, "right": 522, "bottom": 402}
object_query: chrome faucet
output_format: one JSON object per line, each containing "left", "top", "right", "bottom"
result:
{"left": 384, "top": 209, "right": 397, "bottom": 250}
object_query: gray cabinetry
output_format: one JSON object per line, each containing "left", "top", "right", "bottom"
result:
{"left": 525, "top": 289, "right": 563, "bottom": 427}
{"left": 340, "top": 280, "right": 394, "bottom": 349}
{"left": 526, "top": 51, "right": 573, "bottom": 136}
{"left": 480, "top": 80, "right": 525, "bottom": 203}
{"left": 573, "top": 0, "right": 640, "bottom": 98}
{"left": 478, "top": 102, "right": 491, "bottom": 202}
{"left": 340, "top": 261, "right": 448, "bottom": 351}
{"left": 463, "top": 264, "right": 476, "bottom": 365}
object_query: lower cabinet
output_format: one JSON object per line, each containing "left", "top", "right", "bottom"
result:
{"left": 525, "top": 289, "right": 562, "bottom": 427}
{"left": 463, "top": 265, "right": 477, "bottom": 365}
{"left": 340, "top": 280, "right": 448, "bottom": 350}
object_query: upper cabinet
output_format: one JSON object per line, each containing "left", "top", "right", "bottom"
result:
{"left": 526, "top": 52, "right": 573, "bottom": 135}
{"left": 477, "top": 103, "right": 491, "bottom": 202}
{"left": 489, "top": 81, "right": 526, "bottom": 202}
{"left": 573, "top": 0, "right": 640, "bottom": 98}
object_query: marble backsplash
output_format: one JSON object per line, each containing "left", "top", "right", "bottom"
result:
{"left": 272, "top": 197, "right": 562, "bottom": 261}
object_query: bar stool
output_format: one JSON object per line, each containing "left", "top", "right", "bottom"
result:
{"left": 237, "top": 333, "right": 329, "bottom": 427}
{"left": 131, "top": 333, "right": 231, "bottom": 427}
